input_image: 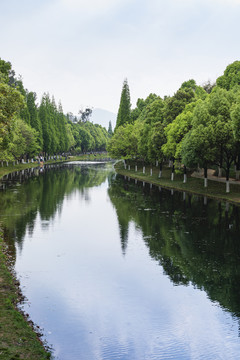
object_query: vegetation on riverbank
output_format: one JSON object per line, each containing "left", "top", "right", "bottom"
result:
{"left": 114, "top": 161, "right": 240, "bottom": 204}
{"left": 0, "top": 153, "right": 110, "bottom": 179}
{"left": 0, "top": 57, "right": 112, "bottom": 164}
{"left": 0, "top": 234, "right": 51, "bottom": 359}
{"left": 109, "top": 62, "right": 240, "bottom": 192}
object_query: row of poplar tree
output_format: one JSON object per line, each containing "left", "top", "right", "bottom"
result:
{"left": 0, "top": 57, "right": 110, "bottom": 161}
{"left": 108, "top": 61, "right": 240, "bottom": 191}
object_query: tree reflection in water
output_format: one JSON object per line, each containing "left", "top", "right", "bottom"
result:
{"left": 108, "top": 174, "right": 240, "bottom": 320}
{"left": 0, "top": 163, "right": 110, "bottom": 261}
{"left": 1, "top": 165, "right": 240, "bottom": 330}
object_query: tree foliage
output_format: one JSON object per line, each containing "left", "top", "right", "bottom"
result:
{"left": 216, "top": 61, "right": 240, "bottom": 90}
{"left": 116, "top": 79, "right": 131, "bottom": 129}
{"left": 108, "top": 61, "right": 240, "bottom": 191}
{"left": 0, "top": 56, "right": 109, "bottom": 160}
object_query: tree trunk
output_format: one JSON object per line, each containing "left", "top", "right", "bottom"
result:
{"left": 150, "top": 168, "right": 152, "bottom": 176}
{"left": 183, "top": 165, "right": 187, "bottom": 183}
{"left": 218, "top": 166, "right": 223, "bottom": 177}
{"left": 171, "top": 164, "right": 175, "bottom": 181}
{"left": 204, "top": 167, "right": 208, "bottom": 187}
{"left": 226, "top": 181, "right": 230, "bottom": 193}
{"left": 158, "top": 163, "right": 162, "bottom": 178}
{"left": 236, "top": 155, "right": 240, "bottom": 180}
{"left": 156, "top": 160, "right": 158, "bottom": 167}
{"left": 226, "top": 167, "right": 230, "bottom": 193}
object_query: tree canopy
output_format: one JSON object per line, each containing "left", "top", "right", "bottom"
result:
{"left": 0, "top": 57, "right": 109, "bottom": 161}
{"left": 116, "top": 79, "right": 131, "bottom": 129}
{"left": 108, "top": 61, "right": 240, "bottom": 192}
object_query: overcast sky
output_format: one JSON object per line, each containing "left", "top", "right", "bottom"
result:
{"left": 1, "top": 0, "right": 240, "bottom": 114}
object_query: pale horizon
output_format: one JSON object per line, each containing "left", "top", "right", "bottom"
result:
{"left": 1, "top": 0, "right": 239, "bottom": 114}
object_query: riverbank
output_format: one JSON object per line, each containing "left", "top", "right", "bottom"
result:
{"left": 114, "top": 161, "right": 240, "bottom": 204}
{"left": 0, "top": 153, "right": 110, "bottom": 179}
{"left": 0, "top": 234, "right": 51, "bottom": 359}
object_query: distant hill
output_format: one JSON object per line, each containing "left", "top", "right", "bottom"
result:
{"left": 91, "top": 108, "right": 116, "bottom": 130}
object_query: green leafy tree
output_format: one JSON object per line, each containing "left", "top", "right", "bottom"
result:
{"left": 116, "top": 79, "right": 131, "bottom": 129}
{"left": 162, "top": 102, "right": 197, "bottom": 162}
{"left": 39, "top": 94, "right": 51, "bottom": 154}
{"left": 163, "top": 88, "right": 195, "bottom": 125}
{"left": 217, "top": 61, "right": 240, "bottom": 90}
{"left": 163, "top": 80, "right": 207, "bottom": 126}
{"left": 108, "top": 121, "right": 113, "bottom": 136}
{"left": 78, "top": 126, "right": 95, "bottom": 152}
{"left": 181, "top": 125, "right": 216, "bottom": 187}
{"left": 66, "top": 122, "right": 76, "bottom": 151}
{"left": 231, "top": 100, "right": 240, "bottom": 177}
{"left": 57, "top": 102, "right": 69, "bottom": 152}
{"left": 107, "top": 124, "right": 138, "bottom": 159}
{"left": 0, "top": 58, "right": 12, "bottom": 81}
{"left": 10, "top": 118, "right": 40, "bottom": 159}
{"left": 0, "top": 76, "right": 24, "bottom": 160}
{"left": 207, "top": 87, "right": 237, "bottom": 185}
{"left": 181, "top": 87, "right": 238, "bottom": 191}
{"left": 148, "top": 121, "right": 166, "bottom": 175}
{"left": 134, "top": 97, "right": 166, "bottom": 163}
{"left": 131, "top": 93, "right": 159, "bottom": 123}
{"left": 27, "top": 92, "right": 43, "bottom": 148}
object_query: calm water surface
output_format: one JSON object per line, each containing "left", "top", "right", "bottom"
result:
{"left": 1, "top": 163, "right": 240, "bottom": 360}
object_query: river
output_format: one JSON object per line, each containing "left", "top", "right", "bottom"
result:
{"left": 1, "top": 162, "right": 240, "bottom": 359}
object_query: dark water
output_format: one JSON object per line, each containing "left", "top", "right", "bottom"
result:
{"left": 1, "top": 162, "right": 240, "bottom": 360}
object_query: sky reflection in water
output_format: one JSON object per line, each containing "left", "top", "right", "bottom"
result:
{"left": 1, "top": 164, "right": 240, "bottom": 360}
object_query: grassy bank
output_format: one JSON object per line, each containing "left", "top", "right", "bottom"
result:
{"left": 115, "top": 161, "right": 240, "bottom": 204}
{"left": 0, "top": 234, "right": 51, "bottom": 359}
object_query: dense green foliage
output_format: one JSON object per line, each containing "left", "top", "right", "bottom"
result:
{"left": 108, "top": 62, "right": 240, "bottom": 191}
{"left": 116, "top": 78, "right": 131, "bottom": 129}
{"left": 0, "top": 57, "right": 109, "bottom": 162}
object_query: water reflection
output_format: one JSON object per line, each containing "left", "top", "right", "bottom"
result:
{"left": 0, "top": 163, "right": 111, "bottom": 258}
{"left": 108, "top": 175, "right": 240, "bottom": 318}
{"left": 1, "top": 165, "right": 240, "bottom": 359}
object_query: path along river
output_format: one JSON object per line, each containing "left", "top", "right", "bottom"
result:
{"left": 1, "top": 162, "right": 240, "bottom": 360}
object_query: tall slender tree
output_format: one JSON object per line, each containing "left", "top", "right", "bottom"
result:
{"left": 27, "top": 92, "right": 43, "bottom": 148}
{"left": 116, "top": 78, "right": 131, "bottom": 129}
{"left": 108, "top": 121, "right": 113, "bottom": 136}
